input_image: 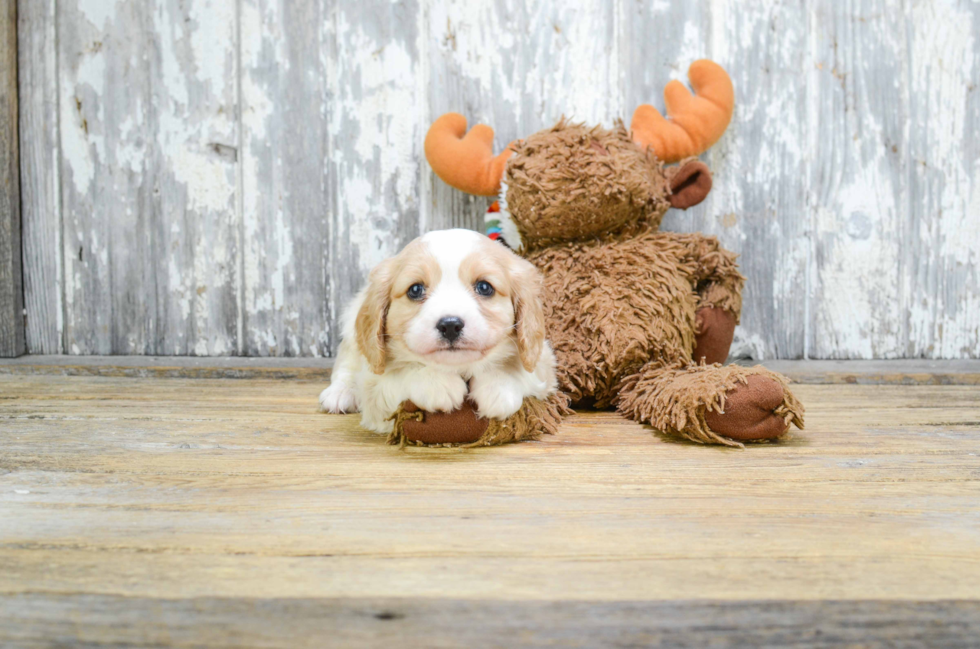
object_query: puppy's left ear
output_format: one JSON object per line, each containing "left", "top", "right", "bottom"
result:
{"left": 355, "top": 258, "right": 395, "bottom": 374}
{"left": 510, "top": 257, "right": 547, "bottom": 372}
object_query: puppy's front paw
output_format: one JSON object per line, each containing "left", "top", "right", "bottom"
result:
{"left": 319, "top": 383, "right": 358, "bottom": 413}
{"left": 470, "top": 379, "right": 525, "bottom": 420}
{"left": 408, "top": 374, "right": 467, "bottom": 413}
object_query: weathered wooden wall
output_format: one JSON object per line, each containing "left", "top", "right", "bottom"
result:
{"left": 15, "top": 0, "right": 980, "bottom": 359}
{"left": 1, "top": 0, "right": 24, "bottom": 357}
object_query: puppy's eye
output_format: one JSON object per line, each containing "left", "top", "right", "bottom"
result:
{"left": 406, "top": 283, "right": 425, "bottom": 301}
{"left": 474, "top": 280, "right": 495, "bottom": 297}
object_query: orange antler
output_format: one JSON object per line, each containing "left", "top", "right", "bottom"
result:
{"left": 631, "top": 60, "right": 734, "bottom": 163}
{"left": 424, "top": 113, "right": 515, "bottom": 196}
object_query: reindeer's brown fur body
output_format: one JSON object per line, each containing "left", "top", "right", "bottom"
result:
{"left": 528, "top": 229, "right": 738, "bottom": 406}
{"left": 423, "top": 60, "right": 805, "bottom": 446}
{"left": 499, "top": 122, "right": 800, "bottom": 446}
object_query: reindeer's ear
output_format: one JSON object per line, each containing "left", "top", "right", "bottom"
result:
{"left": 668, "top": 159, "right": 712, "bottom": 209}
{"left": 355, "top": 259, "right": 395, "bottom": 374}
{"left": 509, "top": 257, "right": 546, "bottom": 373}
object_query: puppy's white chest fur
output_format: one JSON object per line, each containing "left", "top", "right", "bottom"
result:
{"left": 319, "top": 229, "right": 557, "bottom": 433}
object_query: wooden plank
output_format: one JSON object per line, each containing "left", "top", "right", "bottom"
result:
{"left": 3, "top": 356, "right": 980, "bottom": 384}
{"left": 424, "top": 0, "right": 622, "bottom": 232}
{"left": 328, "top": 0, "right": 424, "bottom": 354}
{"left": 12, "top": 0, "right": 979, "bottom": 360}
{"left": 16, "top": 0, "right": 61, "bottom": 355}
{"left": 2, "top": 595, "right": 979, "bottom": 648}
{"left": 0, "top": 0, "right": 24, "bottom": 358}
{"left": 426, "top": 1, "right": 810, "bottom": 360}
{"left": 57, "top": 0, "right": 240, "bottom": 355}
{"left": 646, "top": 0, "right": 809, "bottom": 360}
{"left": 755, "top": 358, "right": 980, "bottom": 385}
{"left": 1, "top": 376, "right": 979, "bottom": 608}
{"left": 808, "top": 0, "right": 909, "bottom": 358}
{"left": 906, "top": 1, "right": 980, "bottom": 358}
{"left": 239, "top": 0, "right": 333, "bottom": 357}
{"left": 0, "top": 354, "right": 334, "bottom": 380}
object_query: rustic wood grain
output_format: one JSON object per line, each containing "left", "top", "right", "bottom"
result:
{"left": 239, "top": 0, "right": 334, "bottom": 357}
{"left": 0, "top": 0, "right": 23, "bottom": 358}
{"left": 0, "top": 354, "right": 336, "bottom": 379}
{"left": 906, "top": 0, "right": 980, "bottom": 358}
{"left": 13, "top": 0, "right": 980, "bottom": 359}
{"left": 808, "top": 0, "right": 909, "bottom": 359}
{"left": 424, "top": 0, "right": 623, "bottom": 233}
{"left": 56, "top": 0, "right": 240, "bottom": 355}
{"left": 16, "top": 0, "right": 60, "bottom": 355}
{"left": 5, "top": 355, "right": 980, "bottom": 385}
{"left": 329, "top": 0, "right": 424, "bottom": 355}
{"left": 2, "top": 596, "right": 978, "bottom": 648}
{"left": 0, "top": 375, "right": 979, "bottom": 644}
{"left": 620, "top": 0, "right": 810, "bottom": 360}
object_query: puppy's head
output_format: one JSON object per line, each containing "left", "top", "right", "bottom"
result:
{"left": 355, "top": 229, "right": 546, "bottom": 374}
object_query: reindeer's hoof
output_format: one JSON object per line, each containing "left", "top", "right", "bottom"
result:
{"left": 704, "top": 374, "right": 791, "bottom": 441}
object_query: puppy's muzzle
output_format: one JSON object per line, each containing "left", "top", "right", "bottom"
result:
{"left": 436, "top": 316, "right": 465, "bottom": 344}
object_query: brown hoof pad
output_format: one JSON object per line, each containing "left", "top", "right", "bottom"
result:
{"left": 399, "top": 400, "right": 488, "bottom": 445}
{"left": 693, "top": 306, "right": 736, "bottom": 365}
{"left": 704, "top": 375, "right": 790, "bottom": 441}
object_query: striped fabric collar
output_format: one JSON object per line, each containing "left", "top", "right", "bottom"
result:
{"left": 483, "top": 176, "right": 523, "bottom": 251}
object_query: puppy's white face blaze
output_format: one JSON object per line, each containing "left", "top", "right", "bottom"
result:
{"left": 337, "top": 228, "right": 551, "bottom": 429}
{"left": 386, "top": 230, "right": 516, "bottom": 367}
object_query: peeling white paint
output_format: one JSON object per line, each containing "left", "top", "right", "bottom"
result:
{"left": 730, "top": 328, "right": 767, "bottom": 361}
{"left": 188, "top": 0, "right": 235, "bottom": 99}
{"left": 913, "top": 0, "right": 976, "bottom": 256}
{"left": 334, "top": 5, "right": 421, "bottom": 273}
{"left": 907, "top": 0, "right": 979, "bottom": 358}
{"left": 270, "top": 218, "right": 294, "bottom": 311}
{"left": 813, "top": 164, "right": 904, "bottom": 359}
{"left": 671, "top": 25, "right": 706, "bottom": 82}
{"left": 805, "top": 1, "right": 913, "bottom": 359}
{"left": 60, "top": 49, "right": 105, "bottom": 195}
{"left": 19, "top": 0, "right": 980, "bottom": 358}
{"left": 170, "top": 145, "right": 236, "bottom": 214}
{"left": 153, "top": 7, "right": 190, "bottom": 109}
{"left": 114, "top": 114, "right": 145, "bottom": 173}
{"left": 77, "top": 0, "right": 119, "bottom": 29}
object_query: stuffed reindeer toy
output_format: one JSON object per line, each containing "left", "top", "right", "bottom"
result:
{"left": 417, "top": 59, "right": 804, "bottom": 447}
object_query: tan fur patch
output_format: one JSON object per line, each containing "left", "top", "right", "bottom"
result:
{"left": 389, "top": 239, "right": 442, "bottom": 297}
{"left": 461, "top": 241, "right": 547, "bottom": 372}
{"left": 355, "top": 258, "right": 395, "bottom": 375}
{"left": 456, "top": 241, "right": 515, "bottom": 339}
{"left": 384, "top": 241, "right": 442, "bottom": 354}
{"left": 357, "top": 239, "right": 444, "bottom": 373}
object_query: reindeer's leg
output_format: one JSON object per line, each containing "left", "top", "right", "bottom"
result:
{"left": 670, "top": 233, "right": 745, "bottom": 364}
{"left": 617, "top": 363, "right": 804, "bottom": 447}
{"left": 693, "top": 307, "right": 737, "bottom": 365}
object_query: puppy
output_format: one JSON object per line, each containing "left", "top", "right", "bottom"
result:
{"left": 319, "top": 229, "right": 557, "bottom": 433}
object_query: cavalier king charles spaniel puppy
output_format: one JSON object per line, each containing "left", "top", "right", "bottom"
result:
{"left": 319, "top": 229, "right": 557, "bottom": 433}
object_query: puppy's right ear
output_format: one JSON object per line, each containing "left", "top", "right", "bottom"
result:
{"left": 509, "top": 256, "right": 547, "bottom": 373}
{"left": 355, "top": 259, "right": 395, "bottom": 374}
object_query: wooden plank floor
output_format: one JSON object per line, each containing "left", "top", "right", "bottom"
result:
{"left": 1, "top": 371, "right": 979, "bottom": 647}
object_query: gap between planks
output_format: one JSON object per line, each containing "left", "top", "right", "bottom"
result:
{"left": 1, "top": 356, "right": 980, "bottom": 384}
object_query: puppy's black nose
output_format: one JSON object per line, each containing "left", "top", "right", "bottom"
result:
{"left": 436, "top": 316, "right": 464, "bottom": 343}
